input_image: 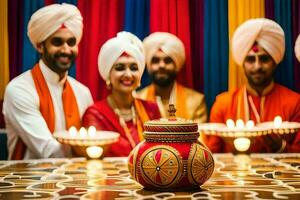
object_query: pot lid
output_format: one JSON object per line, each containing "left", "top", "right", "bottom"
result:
{"left": 144, "top": 104, "right": 198, "bottom": 132}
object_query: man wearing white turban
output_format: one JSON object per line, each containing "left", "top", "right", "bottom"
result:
{"left": 205, "top": 18, "right": 300, "bottom": 153}
{"left": 82, "top": 32, "right": 160, "bottom": 157}
{"left": 137, "top": 32, "right": 207, "bottom": 123}
{"left": 295, "top": 34, "right": 300, "bottom": 62}
{"left": 3, "top": 4, "right": 93, "bottom": 160}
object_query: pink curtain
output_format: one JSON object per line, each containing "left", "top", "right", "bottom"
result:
{"left": 149, "top": 0, "right": 193, "bottom": 88}
{"left": 76, "top": 0, "right": 125, "bottom": 100}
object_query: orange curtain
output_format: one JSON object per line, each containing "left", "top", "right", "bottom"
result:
{"left": 228, "top": 0, "right": 265, "bottom": 91}
{"left": 0, "top": 0, "right": 9, "bottom": 99}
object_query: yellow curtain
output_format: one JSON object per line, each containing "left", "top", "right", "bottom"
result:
{"left": 0, "top": 0, "right": 9, "bottom": 99}
{"left": 228, "top": 0, "right": 265, "bottom": 91}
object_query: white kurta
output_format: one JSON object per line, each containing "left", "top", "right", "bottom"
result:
{"left": 3, "top": 60, "right": 93, "bottom": 159}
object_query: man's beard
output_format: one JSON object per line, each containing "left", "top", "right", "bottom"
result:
{"left": 245, "top": 69, "right": 274, "bottom": 89}
{"left": 43, "top": 48, "right": 76, "bottom": 74}
{"left": 149, "top": 70, "right": 177, "bottom": 87}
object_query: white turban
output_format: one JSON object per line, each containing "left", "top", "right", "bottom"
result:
{"left": 143, "top": 32, "right": 185, "bottom": 72}
{"left": 295, "top": 34, "right": 300, "bottom": 62}
{"left": 28, "top": 3, "right": 83, "bottom": 49}
{"left": 98, "top": 31, "right": 145, "bottom": 81}
{"left": 232, "top": 18, "right": 285, "bottom": 66}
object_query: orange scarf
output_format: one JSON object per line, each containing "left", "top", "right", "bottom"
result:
{"left": 12, "top": 64, "right": 81, "bottom": 159}
{"left": 236, "top": 85, "right": 249, "bottom": 122}
{"left": 236, "top": 83, "right": 274, "bottom": 123}
{"left": 134, "top": 99, "right": 150, "bottom": 141}
{"left": 145, "top": 83, "right": 188, "bottom": 118}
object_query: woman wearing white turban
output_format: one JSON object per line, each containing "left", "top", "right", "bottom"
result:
{"left": 205, "top": 18, "right": 300, "bottom": 154}
{"left": 82, "top": 32, "right": 160, "bottom": 157}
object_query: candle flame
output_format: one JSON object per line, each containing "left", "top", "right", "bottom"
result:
{"left": 226, "top": 119, "right": 235, "bottom": 129}
{"left": 79, "top": 127, "right": 87, "bottom": 137}
{"left": 68, "top": 126, "right": 77, "bottom": 137}
{"left": 246, "top": 120, "right": 255, "bottom": 129}
{"left": 88, "top": 126, "right": 97, "bottom": 137}
{"left": 236, "top": 119, "right": 245, "bottom": 129}
{"left": 274, "top": 116, "right": 282, "bottom": 128}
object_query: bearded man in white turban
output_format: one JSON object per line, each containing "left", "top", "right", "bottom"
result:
{"left": 137, "top": 32, "right": 207, "bottom": 123}
{"left": 204, "top": 18, "right": 300, "bottom": 154}
{"left": 3, "top": 3, "right": 93, "bottom": 160}
{"left": 82, "top": 31, "right": 161, "bottom": 157}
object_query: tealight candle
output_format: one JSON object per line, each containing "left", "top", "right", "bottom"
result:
{"left": 233, "top": 137, "right": 251, "bottom": 152}
{"left": 69, "top": 126, "right": 77, "bottom": 137}
{"left": 274, "top": 116, "right": 282, "bottom": 128}
{"left": 79, "top": 127, "right": 87, "bottom": 138}
{"left": 88, "top": 126, "right": 96, "bottom": 137}
{"left": 226, "top": 119, "right": 235, "bottom": 129}
{"left": 246, "top": 120, "right": 255, "bottom": 129}
{"left": 236, "top": 119, "right": 245, "bottom": 129}
{"left": 86, "top": 146, "right": 103, "bottom": 159}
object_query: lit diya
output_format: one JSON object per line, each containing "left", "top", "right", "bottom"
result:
{"left": 198, "top": 116, "right": 300, "bottom": 152}
{"left": 54, "top": 126, "right": 119, "bottom": 159}
{"left": 128, "top": 104, "right": 214, "bottom": 191}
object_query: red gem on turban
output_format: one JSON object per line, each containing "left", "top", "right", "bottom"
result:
{"left": 120, "top": 51, "right": 131, "bottom": 57}
{"left": 252, "top": 42, "right": 259, "bottom": 53}
{"left": 60, "top": 23, "right": 67, "bottom": 29}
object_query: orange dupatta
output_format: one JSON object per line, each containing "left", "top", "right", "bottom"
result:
{"left": 12, "top": 64, "right": 81, "bottom": 159}
{"left": 134, "top": 99, "right": 150, "bottom": 141}
{"left": 145, "top": 83, "right": 188, "bottom": 118}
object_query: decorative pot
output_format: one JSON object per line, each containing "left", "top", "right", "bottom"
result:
{"left": 128, "top": 105, "right": 214, "bottom": 190}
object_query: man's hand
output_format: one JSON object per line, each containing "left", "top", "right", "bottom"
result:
{"left": 261, "top": 134, "right": 285, "bottom": 152}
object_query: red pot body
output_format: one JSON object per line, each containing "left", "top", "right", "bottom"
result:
{"left": 128, "top": 136, "right": 214, "bottom": 190}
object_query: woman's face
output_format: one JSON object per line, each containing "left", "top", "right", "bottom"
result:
{"left": 109, "top": 55, "right": 141, "bottom": 94}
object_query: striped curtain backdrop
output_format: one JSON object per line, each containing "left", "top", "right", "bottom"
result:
{"left": 228, "top": 0, "right": 265, "bottom": 91}
{"left": 0, "top": 0, "right": 9, "bottom": 100}
{"left": 1, "top": 0, "right": 300, "bottom": 114}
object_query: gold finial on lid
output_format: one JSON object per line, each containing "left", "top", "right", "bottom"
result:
{"left": 168, "top": 104, "right": 177, "bottom": 118}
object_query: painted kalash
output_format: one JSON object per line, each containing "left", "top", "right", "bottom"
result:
{"left": 128, "top": 104, "right": 214, "bottom": 191}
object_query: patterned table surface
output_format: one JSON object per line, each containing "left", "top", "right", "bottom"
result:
{"left": 1, "top": 153, "right": 300, "bottom": 199}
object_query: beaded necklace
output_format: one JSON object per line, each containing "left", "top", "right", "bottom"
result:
{"left": 107, "top": 95, "right": 137, "bottom": 148}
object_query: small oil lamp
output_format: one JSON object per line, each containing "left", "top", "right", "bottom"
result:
{"left": 86, "top": 146, "right": 103, "bottom": 159}
{"left": 54, "top": 126, "right": 119, "bottom": 159}
{"left": 233, "top": 137, "right": 251, "bottom": 152}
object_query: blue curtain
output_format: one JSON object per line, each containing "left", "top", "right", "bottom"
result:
{"left": 204, "top": 0, "right": 229, "bottom": 115}
{"left": 124, "top": 0, "right": 151, "bottom": 88}
{"left": 56, "top": 0, "right": 77, "bottom": 77}
{"left": 22, "top": 0, "right": 44, "bottom": 72}
{"left": 56, "top": 0, "right": 76, "bottom": 4}
{"left": 273, "top": 0, "right": 294, "bottom": 89}
{"left": 22, "top": 0, "right": 78, "bottom": 77}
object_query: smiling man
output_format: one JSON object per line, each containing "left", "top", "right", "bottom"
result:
{"left": 137, "top": 32, "right": 207, "bottom": 122}
{"left": 3, "top": 4, "right": 93, "bottom": 159}
{"left": 204, "top": 18, "right": 300, "bottom": 153}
